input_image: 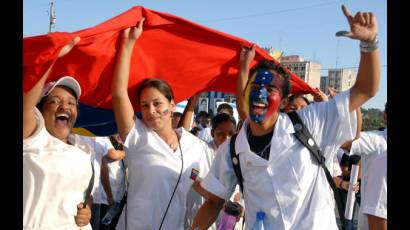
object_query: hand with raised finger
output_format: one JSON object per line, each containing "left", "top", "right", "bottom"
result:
{"left": 336, "top": 5, "right": 378, "bottom": 42}
{"left": 74, "top": 203, "right": 92, "bottom": 227}
{"left": 58, "top": 36, "right": 80, "bottom": 58}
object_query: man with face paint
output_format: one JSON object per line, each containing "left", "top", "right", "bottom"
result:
{"left": 192, "top": 5, "right": 380, "bottom": 230}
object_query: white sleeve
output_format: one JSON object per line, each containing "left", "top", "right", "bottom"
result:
{"left": 201, "top": 141, "right": 237, "bottom": 200}
{"left": 123, "top": 118, "right": 146, "bottom": 150}
{"left": 351, "top": 131, "right": 387, "bottom": 156}
{"left": 297, "top": 90, "right": 357, "bottom": 167}
{"left": 23, "top": 107, "right": 50, "bottom": 151}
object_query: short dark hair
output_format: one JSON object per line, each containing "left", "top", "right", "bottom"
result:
{"left": 211, "top": 113, "right": 236, "bottom": 130}
{"left": 197, "top": 110, "right": 210, "bottom": 119}
{"left": 136, "top": 78, "right": 174, "bottom": 105}
{"left": 288, "top": 94, "right": 310, "bottom": 105}
{"left": 217, "top": 103, "right": 234, "bottom": 116}
{"left": 249, "top": 60, "right": 292, "bottom": 98}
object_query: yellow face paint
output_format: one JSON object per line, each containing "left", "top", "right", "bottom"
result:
{"left": 244, "top": 73, "right": 257, "bottom": 115}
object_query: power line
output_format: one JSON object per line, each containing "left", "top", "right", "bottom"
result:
{"left": 199, "top": 0, "right": 347, "bottom": 23}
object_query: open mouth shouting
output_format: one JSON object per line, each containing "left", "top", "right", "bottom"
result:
{"left": 55, "top": 112, "right": 72, "bottom": 128}
{"left": 251, "top": 100, "right": 268, "bottom": 116}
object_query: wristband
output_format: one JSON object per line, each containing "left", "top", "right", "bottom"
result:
{"left": 360, "top": 35, "right": 379, "bottom": 53}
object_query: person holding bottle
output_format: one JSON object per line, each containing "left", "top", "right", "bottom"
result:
{"left": 191, "top": 5, "right": 380, "bottom": 230}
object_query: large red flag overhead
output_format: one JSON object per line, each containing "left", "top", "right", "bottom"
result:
{"left": 23, "top": 6, "right": 317, "bottom": 111}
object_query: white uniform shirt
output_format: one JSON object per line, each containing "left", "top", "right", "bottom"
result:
{"left": 201, "top": 90, "right": 357, "bottom": 230}
{"left": 116, "top": 119, "right": 210, "bottom": 230}
{"left": 184, "top": 140, "right": 217, "bottom": 230}
{"left": 81, "top": 136, "right": 113, "bottom": 204}
{"left": 351, "top": 129, "right": 387, "bottom": 230}
{"left": 198, "top": 126, "right": 213, "bottom": 143}
{"left": 23, "top": 107, "right": 93, "bottom": 230}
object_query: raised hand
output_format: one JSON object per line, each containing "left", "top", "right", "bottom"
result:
{"left": 336, "top": 5, "right": 378, "bottom": 42}
{"left": 58, "top": 36, "right": 80, "bottom": 58}
{"left": 239, "top": 44, "right": 256, "bottom": 70}
{"left": 122, "top": 17, "right": 145, "bottom": 47}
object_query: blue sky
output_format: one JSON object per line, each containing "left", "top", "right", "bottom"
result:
{"left": 23, "top": 0, "right": 387, "bottom": 110}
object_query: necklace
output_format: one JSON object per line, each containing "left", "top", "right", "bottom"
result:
{"left": 247, "top": 126, "right": 272, "bottom": 159}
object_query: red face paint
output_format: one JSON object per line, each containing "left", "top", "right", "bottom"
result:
{"left": 264, "top": 91, "right": 282, "bottom": 120}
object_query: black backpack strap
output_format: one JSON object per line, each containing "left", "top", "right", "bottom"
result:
{"left": 287, "top": 111, "right": 346, "bottom": 230}
{"left": 230, "top": 133, "right": 244, "bottom": 196}
{"left": 83, "top": 160, "right": 95, "bottom": 208}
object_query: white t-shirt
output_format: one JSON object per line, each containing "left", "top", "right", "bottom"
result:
{"left": 116, "top": 119, "right": 210, "bottom": 230}
{"left": 80, "top": 136, "right": 113, "bottom": 204}
{"left": 351, "top": 129, "right": 387, "bottom": 230}
{"left": 201, "top": 90, "right": 357, "bottom": 230}
{"left": 23, "top": 107, "right": 93, "bottom": 230}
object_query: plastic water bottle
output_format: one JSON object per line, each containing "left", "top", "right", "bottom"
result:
{"left": 101, "top": 202, "right": 121, "bottom": 225}
{"left": 217, "top": 200, "right": 241, "bottom": 230}
{"left": 252, "top": 211, "right": 266, "bottom": 230}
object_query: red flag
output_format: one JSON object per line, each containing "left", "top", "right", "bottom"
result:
{"left": 23, "top": 6, "right": 317, "bottom": 111}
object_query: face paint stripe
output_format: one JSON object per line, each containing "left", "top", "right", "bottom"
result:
{"left": 244, "top": 73, "right": 256, "bottom": 113}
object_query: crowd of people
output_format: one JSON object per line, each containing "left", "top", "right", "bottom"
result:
{"left": 23, "top": 5, "right": 386, "bottom": 230}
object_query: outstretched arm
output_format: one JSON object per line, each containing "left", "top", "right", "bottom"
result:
{"left": 337, "top": 5, "right": 380, "bottom": 112}
{"left": 23, "top": 37, "right": 80, "bottom": 139}
{"left": 111, "top": 18, "right": 145, "bottom": 142}
{"left": 178, "top": 93, "right": 200, "bottom": 130}
{"left": 191, "top": 193, "right": 225, "bottom": 229}
{"left": 236, "top": 44, "right": 255, "bottom": 121}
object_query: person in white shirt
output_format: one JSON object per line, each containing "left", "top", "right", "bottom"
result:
{"left": 111, "top": 19, "right": 210, "bottom": 230}
{"left": 184, "top": 113, "right": 238, "bottom": 230}
{"left": 23, "top": 37, "right": 93, "bottom": 229}
{"left": 346, "top": 103, "right": 387, "bottom": 230}
{"left": 80, "top": 136, "right": 120, "bottom": 230}
{"left": 100, "top": 134, "right": 127, "bottom": 230}
{"left": 197, "top": 111, "right": 213, "bottom": 142}
{"left": 191, "top": 5, "right": 380, "bottom": 229}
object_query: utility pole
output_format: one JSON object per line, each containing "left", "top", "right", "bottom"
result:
{"left": 48, "top": 1, "right": 56, "bottom": 33}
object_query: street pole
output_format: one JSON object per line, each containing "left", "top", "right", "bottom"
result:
{"left": 48, "top": 1, "right": 56, "bottom": 33}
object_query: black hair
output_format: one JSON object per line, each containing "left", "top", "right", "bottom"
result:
{"left": 249, "top": 59, "right": 292, "bottom": 98}
{"left": 190, "top": 127, "right": 202, "bottom": 136}
{"left": 288, "top": 94, "right": 310, "bottom": 105}
{"left": 211, "top": 113, "right": 236, "bottom": 130}
{"left": 217, "top": 103, "right": 234, "bottom": 116}
{"left": 136, "top": 78, "right": 174, "bottom": 105}
{"left": 197, "top": 110, "right": 210, "bottom": 119}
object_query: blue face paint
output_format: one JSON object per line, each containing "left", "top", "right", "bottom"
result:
{"left": 248, "top": 69, "right": 283, "bottom": 124}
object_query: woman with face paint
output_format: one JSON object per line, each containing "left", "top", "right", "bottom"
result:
{"left": 192, "top": 5, "right": 381, "bottom": 230}
{"left": 111, "top": 19, "right": 211, "bottom": 230}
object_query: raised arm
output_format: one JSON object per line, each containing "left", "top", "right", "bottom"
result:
{"left": 23, "top": 37, "right": 80, "bottom": 139}
{"left": 236, "top": 44, "right": 255, "bottom": 121}
{"left": 111, "top": 18, "right": 145, "bottom": 141}
{"left": 337, "top": 5, "right": 380, "bottom": 112}
{"left": 178, "top": 94, "right": 200, "bottom": 130}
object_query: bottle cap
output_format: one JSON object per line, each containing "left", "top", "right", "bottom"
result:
{"left": 224, "top": 200, "right": 241, "bottom": 216}
{"left": 256, "top": 211, "right": 265, "bottom": 220}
